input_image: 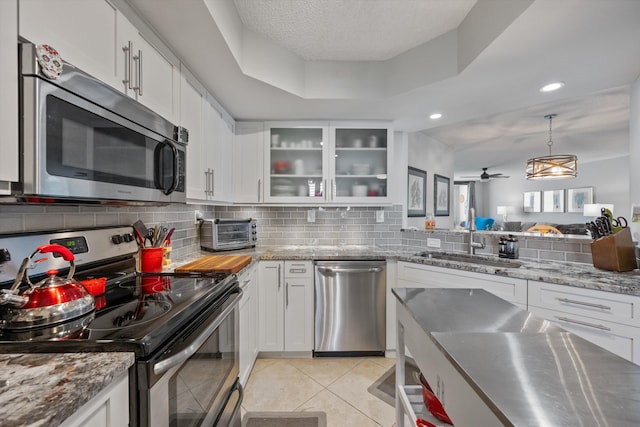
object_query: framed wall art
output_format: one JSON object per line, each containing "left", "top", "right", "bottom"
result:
{"left": 407, "top": 167, "right": 426, "bottom": 217}
{"left": 523, "top": 191, "right": 541, "bottom": 213}
{"left": 543, "top": 189, "right": 565, "bottom": 213}
{"left": 567, "top": 187, "right": 593, "bottom": 213}
{"left": 434, "top": 174, "right": 450, "bottom": 216}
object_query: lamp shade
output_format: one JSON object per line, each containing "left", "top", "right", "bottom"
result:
{"left": 583, "top": 204, "right": 614, "bottom": 217}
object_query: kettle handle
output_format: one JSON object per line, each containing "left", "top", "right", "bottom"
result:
{"left": 23, "top": 244, "right": 76, "bottom": 287}
{"left": 37, "top": 244, "right": 74, "bottom": 261}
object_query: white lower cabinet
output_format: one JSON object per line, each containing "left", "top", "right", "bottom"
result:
{"left": 528, "top": 280, "right": 640, "bottom": 363}
{"left": 390, "top": 261, "right": 527, "bottom": 351}
{"left": 258, "top": 261, "right": 314, "bottom": 353}
{"left": 239, "top": 263, "right": 258, "bottom": 386}
{"left": 59, "top": 371, "right": 129, "bottom": 427}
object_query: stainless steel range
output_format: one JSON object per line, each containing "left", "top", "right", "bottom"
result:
{"left": 0, "top": 226, "right": 242, "bottom": 427}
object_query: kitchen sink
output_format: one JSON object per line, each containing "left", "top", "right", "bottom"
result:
{"left": 415, "top": 251, "right": 522, "bottom": 269}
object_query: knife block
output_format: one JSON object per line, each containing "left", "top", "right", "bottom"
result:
{"left": 590, "top": 227, "right": 637, "bottom": 272}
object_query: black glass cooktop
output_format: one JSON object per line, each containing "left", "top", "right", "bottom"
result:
{"left": 0, "top": 272, "right": 237, "bottom": 357}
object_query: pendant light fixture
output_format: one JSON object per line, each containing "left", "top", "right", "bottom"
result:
{"left": 526, "top": 114, "right": 577, "bottom": 180}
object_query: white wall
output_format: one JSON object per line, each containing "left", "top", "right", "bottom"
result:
{"left": 406, "top": 131, "right": 455, "bottom": 229}
{"left": 629, "top": 75, "right": 640, "bottom": 242}
{"left": 483, "top": 155, "right": 630, "bottom": 225}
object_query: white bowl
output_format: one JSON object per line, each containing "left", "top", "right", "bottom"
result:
{"left": 351, "top": 163, "right": 371, "bottom": 175}
{"left": 352, "top": 185, "right": 368, "bottom": 197}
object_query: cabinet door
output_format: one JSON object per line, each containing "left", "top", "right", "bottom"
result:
{"left": 264, "top": 122, "right": 330, "bottom": 203}
{"left": 529, "top": 305, "right": 640, "bottom": 364}
{"left": 396, "top": 262, "right": 527, "bottom": 306}
{"left": 0, "top": 0, "right": 18, "bottom": 190}
{"left": 284, "top": 261, "right": 314, "bottom": 352}
{"left": 258, "top": 261, "right": 284, "bottom": 351}
{"left": 19, "top": 0, "right": 119, "bottom": 90}
{"left": 234, "top": 122, "right": 265, "bottom": 203}
{"left": 59, "top": 372, "right": 129, "bottom": 427}
{"left": 204, "top": 95, "right": 235, "bottom": 203}
{"left": 116, "top": 12, "right": 178, "bottom": 123}
{"left": 180, "top": 71, "right": 206, "bottom": 201}
{"left": 329, "top": 123, "right": 392, "bottom": 203}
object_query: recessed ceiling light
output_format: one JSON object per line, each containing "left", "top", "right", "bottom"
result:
{"left": 539, "top": 82, "right": 565, "bottom": 93}
{"left": 429, "top": 113, "right": 442, "bottom": 119}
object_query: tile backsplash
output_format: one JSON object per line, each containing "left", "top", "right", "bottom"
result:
{"left": 0, "top": 203, "right": 403, "bottom": 258}
{"left": 0, "top": 203, "right": 592, "bottom": 263}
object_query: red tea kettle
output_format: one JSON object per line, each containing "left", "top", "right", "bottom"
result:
{"left": 0, "top": 244, "right": 95, "bottom": 330}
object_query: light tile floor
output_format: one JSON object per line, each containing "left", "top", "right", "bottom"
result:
{"left": 242, "top": 357, "right": 399, "bottom": 427}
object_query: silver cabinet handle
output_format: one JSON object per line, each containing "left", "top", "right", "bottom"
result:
{"left": 317, "top": 267, "right": 383, "bottom": 274}
{"left": 555, "top": 316, "right": 611, "bottom": 331}
{"left": 138, "top": 49, "right": 143, "bottom": 95}
{"left": 323, "top": 179, "right": 327, "bottom": 201}
{"left": 286, "top": 282, "right": 289, "bottom": 307}
{"left": 122, "top": 41, "right": 132, "bottom": 89}
{"left": 211, "top": 169, "right": 216, "bottom": 197}
{"left": 257, "top": 179, "right": 261, "bottom": 202}
{"left": 153, "top": 291, "right": 242, "bottom": 375}
{"left": 277, "top": 264, "right": 281, "bottom": 290}
{"left": 556, "top": 297, "right": 611, "bottom": 310}
{"left": 204, "top": 169, "right": 210, "bottom": 195}
{"left": 132, "top": 49, "right": 142, "bottom": 95}
{"left": 331, "top": 179, "right": 334, "bottom": 200}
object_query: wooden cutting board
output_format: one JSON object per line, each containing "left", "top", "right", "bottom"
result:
{"left": 175, "top": 255, "right": 252, "bottom": 274}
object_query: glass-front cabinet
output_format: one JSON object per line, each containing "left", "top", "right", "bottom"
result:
{"left": 331, "top": 124, "right": 390, "bottom": 202}
{"left": 263, "top": 121, "right": 392, "bottom": 203}
{"left": 265, "top": 122, "right": 329, "bottom": 202}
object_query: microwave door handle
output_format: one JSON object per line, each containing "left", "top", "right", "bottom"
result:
{"left": 153, "top": 290, "right": 242, "bottom": 375}
{"left": 155, "top": 141, "right": 179, "bottom": 195}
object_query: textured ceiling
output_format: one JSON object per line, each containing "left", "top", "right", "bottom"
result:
{"left": 232, "top": 0, "right": 477, "bottom": 60}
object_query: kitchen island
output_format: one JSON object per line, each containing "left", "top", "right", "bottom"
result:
{"left": 393, "top": 287, "right": 640, "bottom": 426}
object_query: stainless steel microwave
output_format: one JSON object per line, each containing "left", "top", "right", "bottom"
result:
{"left": 200, "top": 219, "right": 258, "bottom": 251}
{"left": 12, "top": 42, "right": 187, "bottom": 204}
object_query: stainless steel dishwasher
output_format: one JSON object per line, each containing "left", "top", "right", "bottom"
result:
{"left": 314, "top": 260, "right": 386, "bottom": 356}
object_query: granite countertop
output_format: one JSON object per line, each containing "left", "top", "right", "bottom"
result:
{"left": 174, "top": 245, "right": 640, "bottom": 296}
{"left": 0, "top": 352, "right": 134, "bottom": 427}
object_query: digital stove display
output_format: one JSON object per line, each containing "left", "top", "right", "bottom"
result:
{"left": 49, "top": 236, "right": 89, "bottom": 256}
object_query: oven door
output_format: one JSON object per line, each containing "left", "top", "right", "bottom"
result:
{"left": 21, "top": 75, "right": 185, "bottom": 203}
{"left": 140, "top": 288, "right": 242, "bottom": 427}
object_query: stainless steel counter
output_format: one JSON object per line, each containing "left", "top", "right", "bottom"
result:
{"left": 435, "top": 332, "right": 640, "bottom": 426}
{"left": 394, "top": 287, "right": 640, "bottom": 426}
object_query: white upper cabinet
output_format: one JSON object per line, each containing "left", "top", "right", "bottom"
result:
{"left": 182, "top": 67, "right": 235, "bottom": 204}
{"left": 330, "top": 123, "right": 392, "bottom": 203}
{"left": 20, "top": 0, "right": 179, "bottom": 124}
{"left": 115, "top": 11, "right": 179, "bottom": 123}
{"left": 180, "top": 69, "right": 206, "bottom": 201}
{"left": 263, "top": 121, "right": 393, "bottom": 204}
{"left": 0, "top": 0, "right": 18, "bottom": 192}
{"left": 204, "top": 94, "right": 235, "bottom": 203}
{"left": 264, "top": 122, "right": 330, "bottom": 203}
{"left": 234, "top": 122, "right": 265, "bottom": 203}
{"left": 19, "top": 0, "right": 119, "bottom": 90}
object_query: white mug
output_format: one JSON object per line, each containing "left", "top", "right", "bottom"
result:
{"left": 294, "top": 159, "right": 304, "bottom": 175}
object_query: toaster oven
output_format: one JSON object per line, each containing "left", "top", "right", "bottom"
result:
{"left": 200, "top": 219, "right": 257, "bottom": 251}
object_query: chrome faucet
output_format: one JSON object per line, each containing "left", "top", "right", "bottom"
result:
{"left": 468, "top": 208, "right": 486, "bottom": 254}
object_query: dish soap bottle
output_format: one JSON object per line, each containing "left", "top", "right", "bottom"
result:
{"left": 425, "top": 213, "right": 435, "bottom": 230}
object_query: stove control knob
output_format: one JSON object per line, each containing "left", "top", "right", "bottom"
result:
{"left": 0, "top": 249, "right": 10, "bottom": 262}
{"left": 122, "top": 233, "right": 134, "bottom": 243}
{"left": 111, "top": 235, "right": 123, "bottom": 244}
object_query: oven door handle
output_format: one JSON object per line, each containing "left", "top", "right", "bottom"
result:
{"left": 153, "top": 289, "right": 242, "bottom": 375}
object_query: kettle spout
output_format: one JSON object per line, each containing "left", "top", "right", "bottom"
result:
{"left": 0, "top": 290, "right": 29, "bottom": 308}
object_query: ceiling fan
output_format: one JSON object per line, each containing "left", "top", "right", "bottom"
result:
{"left": 461, "top": 167, "right": 510, "bottom": 181}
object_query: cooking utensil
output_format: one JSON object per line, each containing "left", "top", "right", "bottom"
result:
{"left": 416, "top": 419, "right": 436, "bottom": 427}
{"left": 133, "top": 220, "right": 150, "bottom": 246}
{"left": 0, "top": 244, "right": 95, "bottom": 330}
